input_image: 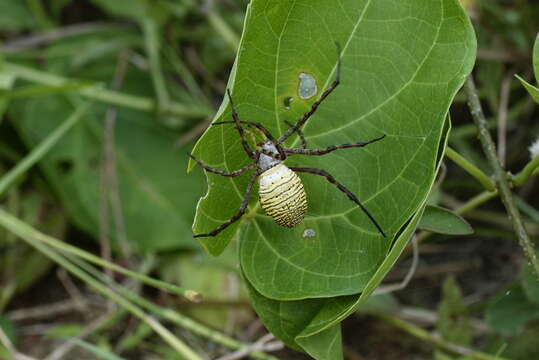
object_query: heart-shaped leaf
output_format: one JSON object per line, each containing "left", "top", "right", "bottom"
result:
{"left": 191, "top": 0, "right": 476, "bottom": 302}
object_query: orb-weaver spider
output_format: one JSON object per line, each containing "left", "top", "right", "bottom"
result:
{"left": 190, "top": 48, "right": 386, "bottom": 238}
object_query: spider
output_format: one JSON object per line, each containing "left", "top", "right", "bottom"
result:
{"left": 189, "top": 48, "right": 386, "bottom": 239}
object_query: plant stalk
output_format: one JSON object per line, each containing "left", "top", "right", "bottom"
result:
{"left": 464, "top": 76, "right": 539, "bottom": 277}
{"left": 445, "top": 147, "right": 495, "bottom": 191}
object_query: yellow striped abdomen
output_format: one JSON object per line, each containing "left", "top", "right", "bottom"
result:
{"left": 258, "top": 164, "right": 307, "bottom": 227}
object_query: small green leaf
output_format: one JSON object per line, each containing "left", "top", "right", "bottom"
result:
{"left": 435, "top": 276, "right": 472, "bottom": 359}
{"left": 515, "top": 74, "right": 539, "bottom": 104}
{"left": 418, "top": 205, "right": 473, "bottom": 235}
{"left": 485, "top": 285, "right": 539, "bottom": 335}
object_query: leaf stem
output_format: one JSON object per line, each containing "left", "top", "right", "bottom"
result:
{"left": 464, "top": 76, "right": 539, "bottom": 278}
{"left": 372, "top": 312, "right": 509, "bottom": 360}
{"left": 0, "top": 209, "right": 202, "bottom": 360}
{"left": 207, "top": 11, "right": 240, "bottom": 51}
{"left": 512, "top": 154, "right": 539, "bottom": 186}
{"left": 0, "top": 102, "right": 89, "bottom": 198}
{"left": 454, "top": 190, "right": 499, "bottom": 215}
{"left": 142, "top": 19, "right": 170, "bottom": 107}
{"left": 1, "top": 62, "right": 212, "bottom": 118}
{"left": 445, "top": 147, "right": 495, "bottom": 191}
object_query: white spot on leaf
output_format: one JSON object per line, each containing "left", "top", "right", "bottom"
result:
{"left": 302, "top": 228, "right": 316, "bottom": 238}
{"left": 298, "top": 72, "right": 317, "bottom": 99}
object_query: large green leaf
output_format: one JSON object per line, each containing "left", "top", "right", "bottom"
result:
{"left": 191, "top": 0, "right": 476, "bottom": 301}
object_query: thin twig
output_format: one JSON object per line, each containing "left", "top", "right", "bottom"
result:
{"left": 0, "top": 324, "right": 38, "bottom": 360}
{"left": 43, "top": 312, "right": 113, "bottom": 360}
{"left": 100, "top": 49, "right": 133, "bottom": 265}
{"left": 396, "top": 307, "right": 491, "bottom": 334}
{"left": 215, "top": 333, "right": 283, "bottom": 360}
{"left": 497, "top": 72, "right": 512, "bottom": 167}
{"left": 174, "top": 119, "right": 211, "bottom": 148}
{"left": 0, "top": 22, "right": 128, "bottom": 53}
{"left": 0, "top": 212, "right": 202, "bottom": 360}
{"left": 373, "top": 312, "right": 509, "bottom": 360}
{"left": 374, "top": 235, "right": 419, "bottom": 295}
{"left": 57, "top": 268, "right": 87, "bottom": 311}
{"left": 464, "top": 76, "right": 539, "bottom": 278}
{"left": 7, "top": 299, "right": 102, "bottom": 321}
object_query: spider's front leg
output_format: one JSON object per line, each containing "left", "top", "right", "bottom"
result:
{"left": 194, "top": 170, "right": 259, "bottom": 238}
{"left": 188, "top": 153, "right": 256, "bottom": 177}
{"left": 226, "top": 90, "right": 256, "bottom": 159}
{"left": 284, "top": 135, "right": 385, "bottom": 156}
{"left": 284, "top": 120, "right": 307, "bottom": 149}
{"left": 289, "top": 166, "right": 386, "bottom": 237}
{"left": 278, "top": 43, "right": 342, "bottom": 144}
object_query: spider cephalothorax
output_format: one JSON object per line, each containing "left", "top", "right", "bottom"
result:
{"left": 189, "top": 48, "right": 386, "bottom": 238}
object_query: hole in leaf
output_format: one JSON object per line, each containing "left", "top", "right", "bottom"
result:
{"left": 298, "top": 72, "right": 317, "bottom": 99}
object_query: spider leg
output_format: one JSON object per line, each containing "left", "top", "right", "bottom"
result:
{"left": 289, "top": 166, "right": 386, "bottom": 237}
{"left": 284, "top": 120, "right": 307, "bottom": 149}
{"left": 213, "top": 120, "right": 286, "bottom": 159}
{"left": 226, "top": 90, "right": 255, "bottom": 159}
{"left": 213, "top": 120, "right": 276, "bottom": 142}
{"left": 194, "top": 170, "right": 259, "bottom": 238}
{"left": 278, "top": 43, "right": 342, "bottom": 144}
{"left": 188, "top": 153, "right": 256, "bottom": 177}
{"left": 285, "top": 135, "right": 385, "bottom": 156}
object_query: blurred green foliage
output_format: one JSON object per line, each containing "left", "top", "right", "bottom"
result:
{"left": 0, "top": 0, "right": 539, "bottom": 359}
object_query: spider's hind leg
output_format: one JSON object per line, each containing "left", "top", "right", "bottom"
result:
{"left": 289, "top": 166, "right": 386, "bottom": 237}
